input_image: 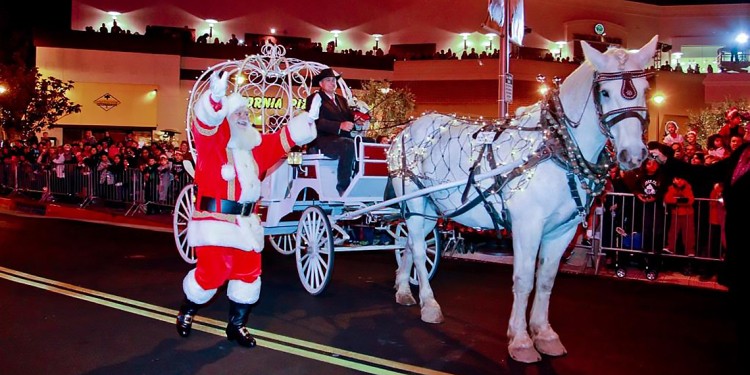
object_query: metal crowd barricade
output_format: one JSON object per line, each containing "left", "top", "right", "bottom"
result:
{"left": 1, "top": 163, "right": 18, "bottom": 193}
{"left": 591, "top": 192, "right": 725, "bottom": 278}
{"left": 6, "top": 163, "right": 194, "bottom": 217}
{"left": 136, "top": 170, "right": 192, "bottom": 215}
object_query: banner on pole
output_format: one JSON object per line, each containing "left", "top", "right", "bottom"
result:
{"left": 509, "top": 0, "right": 525, "bottom": 47}
{"left": 487, "top": 0, "right": 505, "bottom": 27}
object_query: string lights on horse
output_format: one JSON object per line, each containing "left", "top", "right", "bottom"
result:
{"left": 386, "top": 35, "right": 658, "bottom": 363}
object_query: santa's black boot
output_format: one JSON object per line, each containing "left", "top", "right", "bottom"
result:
{"left": 226, "top": 301, "right": 256, "bottom": 348}
{"left": 176, "top": 298, "right": 201, "bottom": 338}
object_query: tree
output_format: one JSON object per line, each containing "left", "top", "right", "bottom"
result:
{"left": 687, "top": 98, "right": 748, "bottom": 147}
{"left": 0, "top": 64, "right": 81, "bottom": 141}
{"left": 357, "top": 80, "right": 415, "bottom": 139}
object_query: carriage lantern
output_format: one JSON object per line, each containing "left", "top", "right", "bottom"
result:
{"left": 287, "top": 150, "right": 303, "bottom": 166}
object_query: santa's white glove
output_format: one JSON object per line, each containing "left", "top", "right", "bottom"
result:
{"left": 287, "top": 94, "right": 322, "bottom": 146}
{"left": 221, "top": 164, "right": 236, "bottom": 181}
{"left": 287, "top": 112, "right": 317, "bottom": 145}
{"left": 649, "top": 149, "right": 667, "bottom": 164}
{"left": 209, "top": 71, "right": 229, "bottom": 103}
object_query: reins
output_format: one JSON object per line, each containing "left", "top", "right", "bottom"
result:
{"left": 394, "top": 68, "right": 650, "bottom": 230}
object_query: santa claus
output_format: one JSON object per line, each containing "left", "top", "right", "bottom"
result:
{"left": 176, "top": 71, "right": 321, "bottom": 347}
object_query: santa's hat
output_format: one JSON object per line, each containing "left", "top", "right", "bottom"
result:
{"left": 224, "top": 93, "right": 249, "bottom": 115}
{"left": 725, "top": 107, "right": 739, "bottom": 120}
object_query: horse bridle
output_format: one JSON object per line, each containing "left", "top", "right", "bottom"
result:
{"left": 592, "top": 69, "right": 651, "bottom": 139}
{"left": 592, "top": 69, "right": 652, "bottom": 138}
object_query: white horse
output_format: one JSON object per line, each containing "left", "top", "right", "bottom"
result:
{"left": 386, "top": 36, "right": 658, "bottom": 363}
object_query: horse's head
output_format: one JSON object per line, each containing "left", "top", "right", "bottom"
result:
{"left": 581, "top": 35, "right": 658, "bottom": 170}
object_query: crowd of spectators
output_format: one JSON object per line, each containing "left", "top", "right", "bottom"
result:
{"left": 1, "top": 130, "right": 193, "bottom": 213}
{"left": 593, "top": 109, "right": 748, "bottom": 278}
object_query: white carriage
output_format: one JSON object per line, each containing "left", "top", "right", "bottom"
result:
{"left": 172, "top": 44, "right": 441, "bottom": 295}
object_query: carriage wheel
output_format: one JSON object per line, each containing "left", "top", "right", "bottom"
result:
{"left": 296, "top": 206, "right": 334, "bottom": 295}
{"left": 393, "top": 222, "right": 442, "bottom": 286}
{"left": 269, "top": 233, "right": 296, "bottom": 255}
{"left": 173, "top": 184, "right": 197, "bottom": 264}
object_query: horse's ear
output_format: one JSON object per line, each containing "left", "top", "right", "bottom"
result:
{"left": 581, "top": 40, "right": 607, "bottom": 70}
{"left": 631, "top": 35, "right": 659, "bottom": 69}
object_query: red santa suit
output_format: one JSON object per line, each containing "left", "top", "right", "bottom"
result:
{"left": 183, "top": 91, "right": 316, "bottom": 305}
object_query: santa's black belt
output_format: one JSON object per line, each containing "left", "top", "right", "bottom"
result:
{"left": 200, "top": 197, "right": 255, "bottom": 216}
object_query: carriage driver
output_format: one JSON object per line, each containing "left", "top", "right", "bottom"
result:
{"left": 305, "top": 68, "right": 367, "bottom": 195}
{"left": 176, "top": 71, "right": 321, "bottom": 347}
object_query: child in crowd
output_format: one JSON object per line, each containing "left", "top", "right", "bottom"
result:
{"left": 705, "top": 134, "right": 726, "bottom": 164}
{"left": 663, "top": 176, "right": 695, "bottom": 257}
{"left": 156, "top": 154, "right": 173, "bottom": 203}
{"left": 708, "top": 182, "right": 726, "bottom": 260}
{"left": 662, "top": 121, "right": 684, "bottom": 146}
{"left": 684, "top": 130, "right": 702, "bottom": 151}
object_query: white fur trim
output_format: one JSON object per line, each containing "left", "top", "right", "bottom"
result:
{"left": 183, "top": 269, "right": 217, "bottom": 304}
{"left": 227, "top": 278, "right": 261, "bottom": 304}
{"left": 288, "top": 112, "right": 317, "bottom": 145}
{"left": 224, "top": 93, "right": 248, "bottom": 117}
{"left": 231, "top": 149, "right": 261, "bottom": 202}
{"left": 187, "top": 215, "right": 265, "bottom": 252}
{"left": 194, "top": 91, "right": 226, "bottom": 127}
{"left": 221, "top": 164, "right": 236, "bottom": 181}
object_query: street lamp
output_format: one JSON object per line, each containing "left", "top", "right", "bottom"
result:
{"left": 372, "top": 34, "right": 382, "bottom": 50}
{"left": 486, "top": 33, "right": 496, "bottom": 51}
{"left": 331, "top": 30, "right": 341, "bottom": 47}
{"left": 555, "top": 41, "right": 566, "bottom": 58}
{"left": 460, "top": 33, "right": 471, "bottom": 51}
{"left": 206, "top": 19, "right": 217, "bottom": 38}
{"left": 736, "top": 32, "right": 748, "bottom": 44}
{"left": 652, "top": 94, "right": 666, "bottom": 138}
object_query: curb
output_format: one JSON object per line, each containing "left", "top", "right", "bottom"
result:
{"left": 0, "top": 197, "right": 173, "bottom": 233}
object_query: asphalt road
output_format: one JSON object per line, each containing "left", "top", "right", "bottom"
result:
{"left": 0, "top": 213, "right": 739, "bottom": 375}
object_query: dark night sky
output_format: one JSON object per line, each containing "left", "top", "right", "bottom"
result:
{"left": 633, "top": 0, "right": 749, "bottom": 4}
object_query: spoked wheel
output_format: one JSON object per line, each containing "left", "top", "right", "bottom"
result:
{"left": 296, "top": 206, "right": 334, "bottom": 295}
{"left": 173, "top": 184, "right": 197, "bottom": 264}
{"left": 269, "top": 233, "right": 296, "bottom": 255}
{"left": 393, "top": 222, "right": 442, "bottom": 286}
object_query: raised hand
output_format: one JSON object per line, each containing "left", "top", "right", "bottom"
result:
{"left": 649, "top": 148, "right": 667, "bottom": 164}
{"left": 209, "top": 71, "right": 229, "bottom": 102}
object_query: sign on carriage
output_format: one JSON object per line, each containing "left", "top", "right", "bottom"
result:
{"left": 504, "top": 73, "right": 513, "bottom": 103}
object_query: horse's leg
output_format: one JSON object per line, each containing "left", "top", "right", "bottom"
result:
{"left": 529, "top": 224, "right": 577, "bottom": 357}
{"left": 409, "top": 215, "right": 442, "bottom": 323}
{"left": 395, "top": 232, "right": 417, "bottom": 307}
{"left": 393, "top": 193, "right": 443, "bottom": 323}
{"left": 393, "top": 179, "right": 418, "bottom": 308}
{"left": 507, "top": 224, "right": 543, "bottom": 363}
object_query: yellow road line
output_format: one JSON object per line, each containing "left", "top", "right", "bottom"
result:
{"left": 0, "top": 266, "right": 452, "bottom": 375}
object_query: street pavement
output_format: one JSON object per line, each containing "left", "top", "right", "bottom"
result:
{"left": 0, "top": 195, "right": 740, "bottom": 375}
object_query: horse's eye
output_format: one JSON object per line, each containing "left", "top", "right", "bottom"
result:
{"left": 600, "top": 90, "right": 610, "bottom": 98}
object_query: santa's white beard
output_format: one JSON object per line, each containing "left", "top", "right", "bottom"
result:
{"left": 227, "top": 121, "right": 261, "bottom": 150}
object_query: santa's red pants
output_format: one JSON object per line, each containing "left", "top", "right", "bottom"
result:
{"left": 194, "top": 245, "right": 261, "bottom": 290}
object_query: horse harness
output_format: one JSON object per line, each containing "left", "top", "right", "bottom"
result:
{"left": 398, "top": 68, "right": 651, "bottom": 232}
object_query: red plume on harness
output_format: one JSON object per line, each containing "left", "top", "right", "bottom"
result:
{"left": 354, "top": 110, "right": 371, "bottom": 122}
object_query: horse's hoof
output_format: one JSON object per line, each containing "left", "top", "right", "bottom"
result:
{"left": 534, "top": 337, "right": 567, "bottom": 357}
{"left": 420, "top": 300, "right": 444, "bottom": 323}
{"left": 508, "top": 344, "right": 542, "bottom": 363}
{"left": 420, "top": 308, "right": 444, "bottom": 324}
{"left": 395, "top": 292, "right": 417, "bottom": 306}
